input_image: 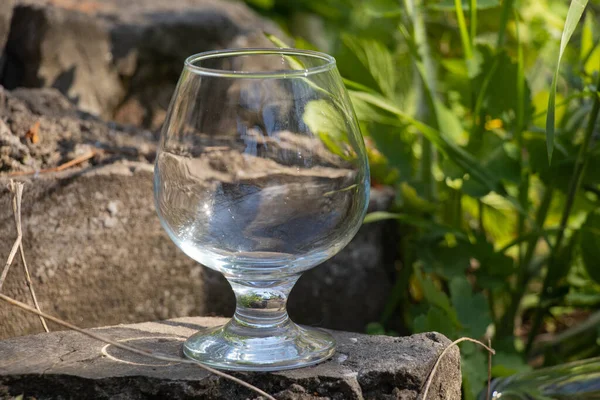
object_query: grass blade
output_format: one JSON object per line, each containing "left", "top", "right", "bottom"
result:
{"left": 454, "top": 0, "right": 473, "bottom": 59}
{"left": 546, "top": 0, "right": 588, "bottom": 162}
{"left": 470, "top": 0, "right": 477, "bottom": 46}
{"left": 496, "top": 0, "right": 514, "bottom": 48}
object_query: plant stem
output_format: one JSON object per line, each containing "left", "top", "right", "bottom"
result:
{"left": 478, "top": 199, "right": 486, "bottom": 235}
{"left": 496, "top": 0, "right": 515, "bottom": 48}
{"left": 498, "top": 187, "right": 553, "bottom": 338}
{"left": 526, "top": 71, "right": 600, "bottom": 353}
{"left": 470, "top": 0, "right": 477, "bottom": 47}
{"left": 405, "top": 0, "right": 437, "bottom": 201}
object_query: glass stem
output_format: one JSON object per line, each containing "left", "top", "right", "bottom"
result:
{"left": 228, "top": 275, "right": 300, "bottom": 329}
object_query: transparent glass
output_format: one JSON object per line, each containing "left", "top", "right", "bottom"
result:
{"left": 153, "top": 48, "right": 370, "bottom": 371}
{"left": 481, "top": 357, "right": 600, "bottom": 399}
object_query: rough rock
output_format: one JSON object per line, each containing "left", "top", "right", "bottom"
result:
{"left": 1, "top": 0, "right": 285, "bottom": 126}
{"left": 0, "top": 88, "right": 396, "bottom": 339}
{"left": 0, "top": 0, "right": 13, "bottom": 52}
{"left": 0, "top": 317, "right": 462, "bottom": 399}
{"left": 0, "top": 87, "right": 155, "bottom": 173}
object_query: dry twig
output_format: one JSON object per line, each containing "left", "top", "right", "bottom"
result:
{"left": 487, "top": 338, "right": 492, "bottom": 400}
{"left": 7, "top": 150, "right": 98, "bottom": 177}
{"left": 421, "top": 337, "right": 495, "bottom": 400}
{"left": 0, "top": 293, "right": 276, "bottom": 400}
{"left": 1, "top": 181, "right": 48, "bottom": 331}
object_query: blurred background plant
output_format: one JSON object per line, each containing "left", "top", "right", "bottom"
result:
{"left": 246, "top": 0, "right": 600, "bottom": 398}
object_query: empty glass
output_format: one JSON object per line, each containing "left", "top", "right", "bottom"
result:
{"left": 153, "top": 48, "right": 370, "bottom": 371}
{"left": 482, "top": 357, "right": 600, "bottom": 399}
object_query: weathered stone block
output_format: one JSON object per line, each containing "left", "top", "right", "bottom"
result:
{"left": 0, "top": 88, "right": 396, "bottom": 339}
{"left": 0, "top": 317, "right": 462, "bottom": 399}
{"left": 2, "top": 0, "right": 285, "bottom": 127}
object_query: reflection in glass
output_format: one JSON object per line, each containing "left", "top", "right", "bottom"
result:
{"left": 482, "top": 357, "right": 600, "bottom": 399}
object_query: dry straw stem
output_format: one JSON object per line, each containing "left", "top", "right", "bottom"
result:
{"left": 0, "top": 181, "right": 48, "bottom": 331}
{"left": 0, "top": 293, "right": 277, "bottom": 400}
{"left": 420, "top": 337, "right": 495, "bottom": 400}
{"left": 7, "top": 150, "right": 98, "bottom": 177}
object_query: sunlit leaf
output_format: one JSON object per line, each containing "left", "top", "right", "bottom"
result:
{"left": 581, "top": 12, "right": 600, "bottom": 77}
{"left": 342, "top": 34, "right": 397, "bottom": 98}
{"left": 532, "top": 90, "right": 566, "bottom": 128}
{"left": 546, "top": 0, "right": 588, "bottom": 162}
{"left": 400, "top": 182, "right": 438, "bottom": 213}
{"left": 303, "top": 100, "right": 350, "bottom": 158}
{"left": 349, "top": 91, "right": 505, "bottom": 195}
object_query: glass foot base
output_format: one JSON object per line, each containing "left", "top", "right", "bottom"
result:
{"left": 182, "top": 319, "right": 336, "bottom": 371}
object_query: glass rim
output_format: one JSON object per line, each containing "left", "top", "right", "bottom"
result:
{"left": 184, "top": 48, "right": 337, "bottom": 78}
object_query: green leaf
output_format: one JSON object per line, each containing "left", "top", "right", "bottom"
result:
{"left": 492, "top": 351, "right": 531, "bottom": 377}
{"left": 581, "top": 12, "right": 600, "bottom": 77}
{"left": 442, "top": 132, "right": 520, "bottom": 198}
{"left": 365, "top": 322, "right": 386, "bottom": 335}
{"left": 450, "top": 276, "right": 492, "bottom": 338}
{"left": 366, "top": 123, "right": 414, "bottom": 179}
{"left": 244, "top": 0, "right": 274, "bottom": 10}
{"left": 364, "top": 211, "right": 468, "bottom": 239}
{"left": 400, "top": 182, "right": 438, "bottom": 214}
{"left": 527, "top": 137, "right": 600, "bottom": 193}
{"left": 546, "top": 0, "right": 589, "bottom": 162}
{"left": 414, "top": 269, "right": 460, "bottom": 326}
{"left": 361, "top": 0, "right": 403, "bottom": 18}
{"left": 548, "top": 230, "right": 579, "bottom": 285}
{"left": 341, "top": 34, "right": 397, "bottom": 98}
{"left": 413, "top": 307, "right": 458, "bottom": 338}
{"left": 581, "top": 211, "right": 600, "bottom": 284}
{"left": 473, "top": 45, "right": 533, "bottom": 126}
{"left": 417, "top": 239, "right": 472, "bottom": 279}
{"left": 303, "top": 100, "right": 349, "bottom": 158}
{"left": 461, "top": 342, "right": 488, "bottom": 400}
{"left": 349, "top": 91, "right": 505, "bottom": 194}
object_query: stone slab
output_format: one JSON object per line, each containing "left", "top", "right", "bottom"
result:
{"left": 0, "top": 317, "right": 461, "bottom": 399}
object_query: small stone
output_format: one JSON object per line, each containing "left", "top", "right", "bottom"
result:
{"left": 336, "top": 353, "right": 348, "bottom": 363}
{"left": 107, "top": 200, "right": 119, "bottom": 216}
{"left": 103, "top": 216, "right": 118, "bottom": 228}
{"left": 349, "top": 337, "right": 358, "bottom": 344}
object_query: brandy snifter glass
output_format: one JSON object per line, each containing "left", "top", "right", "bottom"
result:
{"left": 154, "top": 48, "right": 370, "bottom": 371}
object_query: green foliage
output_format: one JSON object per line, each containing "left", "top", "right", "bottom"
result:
{"left": 546, "top": 0, "right": 588, "bottom": 161}
{"left": 581, "top": 211, "right": 600, "bottom": 284}
{"left": 249, "top": 0, "right": 600, "bottom": 396}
